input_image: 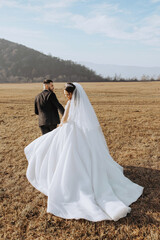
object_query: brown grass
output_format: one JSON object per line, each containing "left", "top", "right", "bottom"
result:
{"left": 0, "top": 82, "right": 160, "bottom": 240}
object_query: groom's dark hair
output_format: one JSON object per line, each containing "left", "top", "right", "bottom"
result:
{"left": 43, "top": 79, "right": 53, "bottom": 84}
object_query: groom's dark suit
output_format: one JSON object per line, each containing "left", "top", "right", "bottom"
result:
{"left": 35, "top": 90, "right": 64, "bottom": 134}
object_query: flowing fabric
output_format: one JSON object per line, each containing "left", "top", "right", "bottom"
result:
{"left": 24, "top": 83, "right": 143, "bottom": 222}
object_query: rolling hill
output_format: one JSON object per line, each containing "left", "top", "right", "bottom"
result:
{"left": 0, "top": 39, "right": 103, "bottom": 83}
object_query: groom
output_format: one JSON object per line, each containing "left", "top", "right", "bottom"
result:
{"left": 35, "top": 79, "right": 64, "bottom": 135}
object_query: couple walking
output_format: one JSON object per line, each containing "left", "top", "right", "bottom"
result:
{"left": 24, "top": 79, "right": 143, "bottom": 222}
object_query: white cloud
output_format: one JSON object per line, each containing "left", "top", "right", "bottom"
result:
{"left": 131, "top": 15, "right": 160, "bottom": 46}
{"left": 91, "top": 3, "right": 129, "bottom": 15}
{"left": 68, "top": 6, "right": 160, "bottom": 47}
{"left": 151, "top": 0, "right": 160, "bottom": 3}
{"left": 0, "top": 0, "right": 18, "bottom": 8}
{"left": 70, "top": 13, "right": 131, "bottom": 39}
{"left": 1, "top": 0, "right": 160, "bottom": 48}
{"left": 0, "top": 0, "right": 41, "bottom": 11}
{"left": 40, "top": 11, "right": 72, "bottom": 23}
{"left": 0, "top": 0, "right": 78, "bottom": 11}
{"left": 43, "top": 0, "right": 77, "bottom": 9}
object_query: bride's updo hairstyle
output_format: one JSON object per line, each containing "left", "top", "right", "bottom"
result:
{"left": 64, "top": 82, "right": 76, "bottom": 93}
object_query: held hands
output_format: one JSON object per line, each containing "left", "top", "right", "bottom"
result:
{"left": 58, "top": 119, "right": 67, "bottom": 127}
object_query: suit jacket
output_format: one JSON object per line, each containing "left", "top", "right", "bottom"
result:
{"left": 35, "top": 90, "right": 64, "bottom": 127}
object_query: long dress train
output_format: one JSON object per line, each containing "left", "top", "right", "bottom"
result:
{"left": 24, "top": 83, "right": 143, "bottom": 222}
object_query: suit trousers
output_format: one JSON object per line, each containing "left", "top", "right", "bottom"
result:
{"left": 40, "top": 124, "right": 57, "bottom": 135}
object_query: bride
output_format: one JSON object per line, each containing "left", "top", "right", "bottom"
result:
{"left": 24, "top": 82, "right": 143, "bottom": 222}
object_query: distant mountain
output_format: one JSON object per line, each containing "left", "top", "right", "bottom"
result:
{"left": 0, "top": 39, "right": 103, "bottom": 83}
{"left": 79, "top": 62, "right": 160, "bottom": 80}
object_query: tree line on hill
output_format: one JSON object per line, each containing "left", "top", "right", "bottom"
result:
{"left": 0, "top": 39, "right": 104, "bottom": 83}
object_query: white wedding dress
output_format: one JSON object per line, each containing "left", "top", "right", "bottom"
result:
{"left": 24, "top": 83, "right": 143, "bottom": 222}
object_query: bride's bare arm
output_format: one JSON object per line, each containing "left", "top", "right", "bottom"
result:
{"left": 60, "top": 101, "right": 70, "bottom": 125}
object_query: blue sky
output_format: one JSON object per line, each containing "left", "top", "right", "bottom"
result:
{"left": 0, "top": 0, "right": 160, "bottom": 67}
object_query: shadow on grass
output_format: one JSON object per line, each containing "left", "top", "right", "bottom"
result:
{"left": 117, "top": 165, "right": 160, "bottom": 226}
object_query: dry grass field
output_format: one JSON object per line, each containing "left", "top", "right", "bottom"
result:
{"left": 0, "top": 82, "right": 160, "bottom": 240}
